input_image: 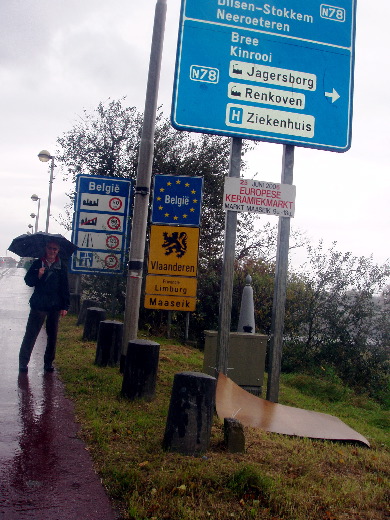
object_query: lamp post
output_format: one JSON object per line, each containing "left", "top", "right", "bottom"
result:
{"left": 38, "top": 150, "right": 55, "bottom": 233}
{"left": 30, "top": 194, "right": 41, "bottom": 233}
{"left": 30, "top": 213, "right": 37, "bottom": 232}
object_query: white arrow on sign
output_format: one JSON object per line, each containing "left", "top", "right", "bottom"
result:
{"left": 325, "top": 88, "right": 340, "bottom": 103}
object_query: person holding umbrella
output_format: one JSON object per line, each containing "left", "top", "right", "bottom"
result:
{"left": 18, "top": 239, "right": 71, "bottom": 373}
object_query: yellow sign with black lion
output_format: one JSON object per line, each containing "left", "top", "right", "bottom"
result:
{"left": 147, "top": 225, "right": 200, "bottom": 277}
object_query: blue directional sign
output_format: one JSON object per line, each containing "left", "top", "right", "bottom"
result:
{"left": 70, "top": 175, "right": 133, "bottom": 275}
{"left": 172, "top": 0, "right": 356, "bottom": 152}
{"left": 151, "top": 175, "right": 203, "bottom": 226}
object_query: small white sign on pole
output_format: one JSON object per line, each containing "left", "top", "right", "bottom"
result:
{"left": 223, "top": 178, "right": 296, "bottom": 217}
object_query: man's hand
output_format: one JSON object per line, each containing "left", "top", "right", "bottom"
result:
{"left": 38, "top": 267, "right": 45, "bottom": 279}
{"left": 60, "top": 310, "right": 68, "bottom": 317}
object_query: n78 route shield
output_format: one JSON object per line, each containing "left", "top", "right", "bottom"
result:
{"left": 172, "top": 0, "right": 356, "bottom": 152}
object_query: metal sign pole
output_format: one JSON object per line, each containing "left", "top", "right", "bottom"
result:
{"left": 266, "top": 144, "right": 294, "bottom": 402}
{"left": 216, "top": 137, "right": 242, "bottom": 375}
{"left": 45, "top": 156, "right": 55, "bottom": 233}
{"left": 122, "top": 0, "right": 167, "bottom": 351}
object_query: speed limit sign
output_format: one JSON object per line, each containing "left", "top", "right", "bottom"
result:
{"left": 107, "top": 216, "right": 121, "bottom": 230}
{"left": 106, "top": 235, "right": 120, "bottom": 249}
{"left": 104, "top": 254, "right": 119, "bottom": 269}
{"left": 109, "top": 197, "right": 123, "bottom": 211}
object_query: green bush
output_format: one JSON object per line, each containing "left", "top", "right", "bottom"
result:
{"left": 283, "top": 368, "right": 352, "bottom": 403}
{"left": 226, "top": 465, "right": 276, "bottom": 503}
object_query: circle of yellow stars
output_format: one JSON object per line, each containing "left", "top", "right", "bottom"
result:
{"left": 156, "top": 179, "right": 199, "bottom": 221}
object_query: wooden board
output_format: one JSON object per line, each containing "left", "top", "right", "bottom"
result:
{"left": 216, "top": 373, "right": 370, "bottom": 447}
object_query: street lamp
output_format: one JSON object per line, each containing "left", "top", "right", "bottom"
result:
{"left": 38, "top": 150, "right": 55, "bottom": 233}
{"left": 27, "top": 224, "right": 34, "bottom": 235}
{"left": 30, "top": 194, "right": 41, "bottom": 233}
{"left": 30, "top": 213, "right": 37, "bottom": 232}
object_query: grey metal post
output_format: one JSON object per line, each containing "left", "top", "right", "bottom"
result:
{"left": 266, "top": 144, "right": 294, "bottom": 402}
{"left": 167, "top": 311, "right": 172, "bottom": 339}
{"left": 45, "top": 156, "right": 55, "bottom": 233}
{"left": 184, "top": 311, "right": 190, "bottom": 342}
{"left": 31, "top": 195, "right": 41, "bottom": 233}
{"left": 35, "top": 198, "right": 40, "bottom": 233}
{"left": 216, "top": 137, "right": 242, "bottom": 375}
{"left": 122, "top": 0, "right": 167, "bottom": 352}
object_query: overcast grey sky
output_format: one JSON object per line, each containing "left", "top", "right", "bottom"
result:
{"left": 1, "top": 0, "right": 389, "bottom": 268}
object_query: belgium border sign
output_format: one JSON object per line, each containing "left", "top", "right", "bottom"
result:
{"left": 172, "top": 0, "right": 356, "bottom": 152}
{"left": 70, "top": 175, "right": 133, "bottom": 275}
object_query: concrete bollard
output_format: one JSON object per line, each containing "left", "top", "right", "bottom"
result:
{"left": 77, "top": 299, "right": 100, "bottom": 326}
{"left": 121, "top": 339, "right": 160, "bottom": 400}
{"left": 95, "top": 320, "right": 123, "bottom": 367}
{"left": 237, "top": 275, "right": 256, "bottom": 333}
{"left": 68, "top": 293, "right": 81, "bottom": 315}
{"left": 68, "top": 273, "right": 81, "bottom": 315}
{"left": 82, "top": 307, "right": 106, "bottom": 341}
{"left": 163, "top": 372, "right": 216, "bottom": 456}
{"left": 224, "top": 418, "right": 245, "bottom": 453}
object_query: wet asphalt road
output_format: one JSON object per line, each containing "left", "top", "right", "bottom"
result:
{"left": 0, "top": 268, "right": 119, "bottom": 519}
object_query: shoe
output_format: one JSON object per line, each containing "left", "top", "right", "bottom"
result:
{"left": 19, "top": 366, "right": 28, "bottom": 373}
{"left": 44, "top": 365, "right": 54, "bottom": 372}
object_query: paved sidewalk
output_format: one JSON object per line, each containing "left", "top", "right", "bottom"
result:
{"left": 0, "top": 268, "right": 119, "bottom": 520}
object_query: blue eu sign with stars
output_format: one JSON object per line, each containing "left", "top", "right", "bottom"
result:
{"left": 151, "top": 175, "right": 203, "bottom": 226}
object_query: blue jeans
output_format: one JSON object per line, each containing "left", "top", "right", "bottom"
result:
{"left": 19, "top": 309, "right": 60, "bottom": 369}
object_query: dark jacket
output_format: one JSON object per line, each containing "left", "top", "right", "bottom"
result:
{"left": 25, "top": 258, "right": 70, "bottom": 312}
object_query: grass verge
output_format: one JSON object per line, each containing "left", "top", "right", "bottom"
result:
{"left": 56, "top": 316, "right": 389, "bottom": 520}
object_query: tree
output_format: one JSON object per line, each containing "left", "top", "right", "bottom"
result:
{"left": 57, "top": 99, "right": 142, "bottom": 181}
{"left": 55, "top": 98, "right": 260, "bottom": 336}
{"left": 281, "top": 241, "right": 390, "bottom": 401}
{"left": 56, "top": 98, "right": 257, "bottom": 260}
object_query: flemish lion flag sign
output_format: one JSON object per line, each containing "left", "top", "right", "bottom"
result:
{"left": 147, "top": 225, "right": 200, "bottom": 278}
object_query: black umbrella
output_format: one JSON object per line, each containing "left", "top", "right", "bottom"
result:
{"left": 8, "top": 232, "right": 78, "bottom": 260}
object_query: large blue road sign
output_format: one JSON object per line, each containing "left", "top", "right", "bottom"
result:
{"left": 151, "top": 174, "right": 203, "bottom": 226}
{"left": 172, "top": 0, "right": 356, "bottom": 152}
{"left": 71, "top": 175, "right": 133, "bottom": 275}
